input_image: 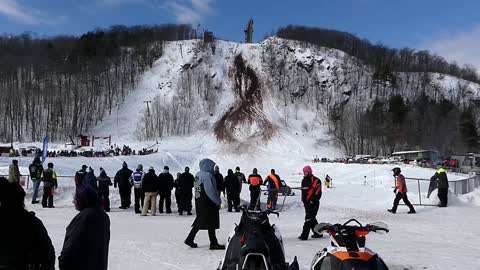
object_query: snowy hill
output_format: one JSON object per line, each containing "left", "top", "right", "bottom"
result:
{"left": 91, "top": 37, "right": 480, "bottom": 157}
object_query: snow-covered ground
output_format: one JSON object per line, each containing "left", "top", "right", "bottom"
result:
{"left": 2, "top": 146, "right": 479, "bottom": 270}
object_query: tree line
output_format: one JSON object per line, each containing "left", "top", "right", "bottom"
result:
{"left": 276, "top": 25, "right": 479, "bottom": 84}
{"left": 0, "top": 24, "right": 194, "bottom": 142}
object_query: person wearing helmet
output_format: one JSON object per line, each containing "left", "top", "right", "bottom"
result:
{"left": 298, "top": 165, "right": 323, "bottom": 240}
{"left": 74, "top": 165, "right": 88, "bottom": 188}
{"left": 130, "top": 164, "right": 145, "bottom": 214}
{"left": 388, "top": 167, "right": 415, "bottom": 214}
{"left": 430, "top": 168, "right": 449, "bottom": 207}
{"left": 41, "top": 163, "right": 58, "bottom": 208}
{"left": 247, "top": 168, "right": 262, "bottom": 210}
{"left": 29, "top": 156, "right": 44, "bottom": 204}
{"left": 178, "top": 166, "right": 195, "bottom": 215}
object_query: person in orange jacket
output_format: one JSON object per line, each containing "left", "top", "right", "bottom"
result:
{"left": 388, "top": 167, "right": 415, "bottom": 214}
{"left": 264, "top": 169, "right": 281, "bottom": 210}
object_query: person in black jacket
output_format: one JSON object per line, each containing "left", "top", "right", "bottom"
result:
{"left": 97, "top": 168, "right": 113, "bottom": 212}
{"left": 173, "top": 172, "right": 181, "bottom": 211}
{"left": 114, "top": 162, "right": 133, "bottom": 209}
{"left": 247, "top": 168, "right": 262, "bottom": 210}
{"left": 74, "top": 165, "right": 88, "bottom": 188}
{"left": 298, "top": 166, "right": 323, "bottom": 240}
{"left": 184, "top": 159, "right": 225, "bottom": 250}
{"left": 431, "top": 168, "right": 449, "bottom": 207}
{"left": 85, "top": 167, "right": 98, "bottom": 190}
{"left": 41, "top": 163, "right": 58, "bottom": 208}
{"left": 178, "top": 167, "right": 195, "bottom": 215}
{"left": 158, "top": 166, "right": 174, "bottom": 213}
{"left": 0, "top": 178, "right": 55, "bottom": 270}
{"left": 59, "top": 185, "right": 110, "bottom": 270}
{"left": 224, "top": 169, "right": 240, "bottom": 212}
{"left": 213, "top": 165, "right": 224, "bottom": 197}
{"left": 142, "top": 166, "right": 159, "bottom": 216}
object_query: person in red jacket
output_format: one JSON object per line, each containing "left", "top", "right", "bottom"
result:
{"left": 388, "top": 167, "right": 416, "bottom": 214}
{"left": 298, "top": 165, "right": 323, "bottom": 240}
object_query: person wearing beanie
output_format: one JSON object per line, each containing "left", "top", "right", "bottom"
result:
{"left": 247, "top": 168, "right": 262, "bottom": 210}
{"left": 178, "top": 166, "right": 195, "bottom": 215}
{"left": 141, "top": 166, "right": 159, "bottom": 216}
{"left": 298, "top": 165, "right": 323, "bottom": 240}
{"left": 114, "top": 162, "right": 133, "bottom": 209}
{"left": 213, "top": 165, "right": 224, "bottom": 197}
{"left": 74, "top": 165, "right": 88, "bottom": 188}
{"left": 97, "top": 168, "right": 113, "bottom": 212}
{"left": 59, "top": 184, "right": 110, "bottom": 269}
{"left": 158, "top": 165, "right": 174, "bottom": 213}
{"left": 129, "top": 164, "right": 145, "bottom": 214}
{"left": 41, "top": 163, "right": 58, "bottom": 208}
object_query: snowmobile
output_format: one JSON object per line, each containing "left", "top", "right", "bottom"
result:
{"left": 310, "top": 219, "right": 390, "bottom": 270}
{"left": 218, "top": 207, "right": 299, "bottom": 270}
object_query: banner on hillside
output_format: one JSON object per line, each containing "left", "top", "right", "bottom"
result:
{"left": 41, "top": 135, "right": 48, "bottom": 164}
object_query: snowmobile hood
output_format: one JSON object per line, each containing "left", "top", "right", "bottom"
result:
{"left": 199, "top": 158, "right": 215, "bottom": 173}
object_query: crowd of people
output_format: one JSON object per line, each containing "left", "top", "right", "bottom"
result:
{"left": 2, "top": 156, "right": 452, "bottom": 269}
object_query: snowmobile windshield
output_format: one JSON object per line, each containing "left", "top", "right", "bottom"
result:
{"left": 317, "top": 256, "right": 388, "bottom": 270}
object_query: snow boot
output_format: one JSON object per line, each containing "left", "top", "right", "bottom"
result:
{"left": 387, "top": 209, "right": 395, "bottom": 214}
{"left": 298, "top": 235, "right": 308, "bottom": 241}
{"left": 187, "top": 211, "right": 192, "bottom": 216}
{"left": 184, "top": 239, "right": 198, "bottom": 248}
{"left": 408, "top": 210, "right": 416, "bottom": 214}
{"left": 209, "top": 243, "right": 226, "bottom": 250}
{"left": 311, "top": 233, "right": 323, "bottom": 239}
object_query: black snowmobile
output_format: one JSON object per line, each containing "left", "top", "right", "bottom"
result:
{"left": 310, "top": 219, "right": 389, "bottom": 270}
{"left": 218, "top": 207, "right": 299, "bottom": 270}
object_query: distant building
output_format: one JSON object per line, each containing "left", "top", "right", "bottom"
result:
{"left": 391, "top": 150, "right": 440, "bottom": 163}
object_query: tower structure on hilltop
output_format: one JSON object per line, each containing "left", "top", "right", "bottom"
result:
{"left": 244, "top": 19, "right": 254, "bottom": 43}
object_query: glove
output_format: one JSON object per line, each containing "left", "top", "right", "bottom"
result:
{"left": 393, "top": 188, "right": 397, "bottom": 193}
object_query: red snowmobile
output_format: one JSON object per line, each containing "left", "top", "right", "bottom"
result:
{"left": 310, "top": 219, "right": 390, "bottom": 270}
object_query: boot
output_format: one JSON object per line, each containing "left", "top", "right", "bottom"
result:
{"left": 184, "top": 238, "right": 198, "bottom": 248}
{"left": 179, "top": 211, "right": 183, "bottom": 215}
{"left": 209, "top": 243, "right": 226, "bottom": 250}
{"left": 297, "top": 235, "right": 308, "bottom": 241}
{"left": 187, "top": 211, "right": 192, "bottom": 216}
{"left": 387, "top": 209, "right": 395, "bottom": 214}
{"left": 234, "top": 207, "right": 240, "bottom": 212}
{"left": 311, "top": 233, "right": 323, "bottom": 238}
{"left": 408, "top": 210, "right": 416, "bottom": 214}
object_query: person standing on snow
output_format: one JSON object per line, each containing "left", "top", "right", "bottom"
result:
{"left": 264, "top": 169, "right": 281, "bottom": 210}
{"left": 74, "top": 165, "right": 88, "bottom": 188}
{"left": 224, "top": 169, "right": 241, "bottom": 212}
{"left": 431, "top": 168, "right": 449, "bottom": 207}
{"left": 213, "top": 165, "right": 224, "bottom": 197}
{"left": 178, "top": 167, "right": 195, "bottom": 215}
{"left": 84, "top": 167, "right": 98, "bottom": 190}
{"left": 247, "top": 168, "right": 262, "bottom": 210}
{"left": 173, "top": 172, "right": 182, "bottom": 211}
{"left": 184, "top": 158, "right": 225, "bottom": 250}
{"left": 234, "top": 166, "right": 246, "bottom": 187}
{"left": 141, "top": 166, "right": 159, "bottom": 216}
{"left": 158, "top": 166, "right": 174, "bottom": 214}
{"left": 59, "top": 185, "right": 110, "bottom": 270}
{"left": 8, "top": 159, "right": 21, "bottom": 184}
{"left": 29, "top": 157, "right": 44, "bottom": 204}
{"left": 388, "top": 167, "right": 416, "bottom": 214}
{"left": 114, "top": 162, "right": 133, "bottom": 209}
{"left": 298, "top": 165, "right": 323, "bottom": 240}
{"left": 130, "top": 164, "right": 145, "bottom": 214}
{"left": 41, "top": 163, "right": 58, "bottom": 208}
{"left": 97, "top": 168, "right": 113, "bottom": 212}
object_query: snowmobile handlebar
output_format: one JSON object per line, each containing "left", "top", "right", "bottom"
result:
{"left": 314, "top": 219, "right": 389, "bottom": 235}
{"left": 240, "top": 206, "right": 280, "bottom": 218}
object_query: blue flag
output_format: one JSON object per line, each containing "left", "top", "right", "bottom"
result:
{"left": 41, "top": 135, "right": 49, "bottom": 164}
